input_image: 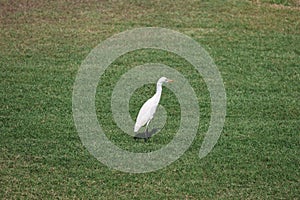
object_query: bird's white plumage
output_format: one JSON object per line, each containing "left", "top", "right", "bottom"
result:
{"left": 134, "top": 94, "right": 159, "bottom": 132}
{"left": 134, "top": 77, "right": 173, "bottom": 133}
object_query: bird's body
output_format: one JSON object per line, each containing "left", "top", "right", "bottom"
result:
{"left": 134, "top": 77, "right": 173, "bottom": 141}
{"left": 134, "top": 89, "right": 161, "bottom": 132}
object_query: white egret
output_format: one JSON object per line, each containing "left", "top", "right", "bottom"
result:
{"left": 134, "top": 77, "right": 173, "bottom": 141}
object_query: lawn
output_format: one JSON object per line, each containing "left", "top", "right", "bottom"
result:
{"left": 1, "top": 0, "right": 299, "bottom": 199}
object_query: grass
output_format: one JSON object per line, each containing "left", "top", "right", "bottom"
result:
{"left": 1, "top": 0, "right": 299, "bottom": 199}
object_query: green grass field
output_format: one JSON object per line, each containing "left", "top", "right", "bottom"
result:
{"left": 1, "top": 0, "right": 299, "bottom": 199}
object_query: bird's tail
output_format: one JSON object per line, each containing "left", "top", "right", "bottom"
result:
{"left": 134, "top": 124, "right": 141, "bottom": 133}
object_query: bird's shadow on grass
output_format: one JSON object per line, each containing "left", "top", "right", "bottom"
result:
{"left": 133, "top": 128, "right": 160, "bottom": 142}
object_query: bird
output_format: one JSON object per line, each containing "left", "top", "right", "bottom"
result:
{"left": 134, "top": 77, "right": 173, "bottom": 141}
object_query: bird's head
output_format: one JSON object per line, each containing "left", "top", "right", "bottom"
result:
{"left": 158, "top": 77, "right": 174, "bottom": 84}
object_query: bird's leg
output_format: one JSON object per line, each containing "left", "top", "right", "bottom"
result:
{"left": 144, "top": 120, "right": 151, "bottom": 142}
{"left": 144, "top": 127, "right": 149, "bottom": 142}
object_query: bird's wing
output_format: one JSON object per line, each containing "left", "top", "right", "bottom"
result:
{"left": 134, "top": 97, "right": 158, "bottom": 132}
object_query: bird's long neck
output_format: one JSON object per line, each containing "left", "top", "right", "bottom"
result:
{"left": 156, "top": 82, "right": 163, "bottom": 94}
{"left": 154, "top": 82, "right": 163, "bottom": 102}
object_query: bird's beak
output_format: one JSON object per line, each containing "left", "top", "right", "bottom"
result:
{"left": 167, "top": 79, "right": 174, "bottom": 83}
